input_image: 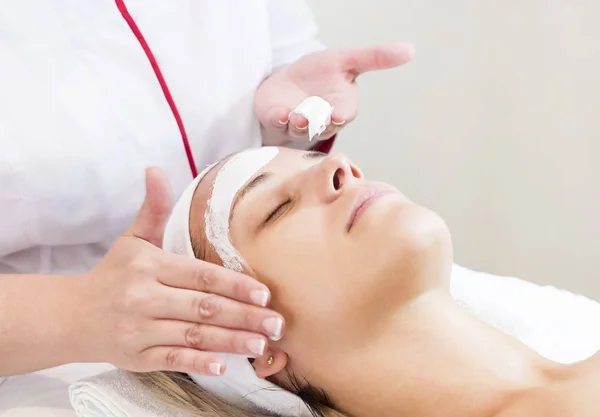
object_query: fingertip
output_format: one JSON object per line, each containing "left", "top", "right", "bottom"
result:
{"left": 266, "top": 107, "right": 291, "bottom": 129}
{"left": 205, "top": 356, "right": 227, "bottom": 376}
{"left": 331, "top": 113, "right": 347, "bottom": 126}
{"left": 245, "top": 336, "right": 268, "bottom": 357}
{"left": 208, "top": 362, "right": 225, "bottom": 376}
{"left": 279, "top": 113, "right": 290, "bottom": 125}
{"left": 289, "top": 113, "right": 308, "bottom": 130}
{"left": 387, "top": 41, "right": 416, "bottom": 65}
{"left": 331, "top": 105, "right": 354, "bottom": 125}
{"left": 262, "top": 316, "right": 285, "bottom": 341}
{"left": 272, "top": 320, "right": 286, "bottom": 342}
{"left": 403, "top": 42, "right": 416, "bottom": 60}
{"left": 145, "top": 166, "right": 162, "bottom": 176}
{"left": 250, "top": 288, "right": 271, "bottom": 307}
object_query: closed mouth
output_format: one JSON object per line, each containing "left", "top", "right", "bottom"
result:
{"left": 346, "top": 187, "right": 393, "bottom": 232}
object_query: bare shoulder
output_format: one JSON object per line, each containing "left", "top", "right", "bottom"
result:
{"left": 494, "top": 356, "right": 600, "bottom": 417}
{"left": 492, "top": 388, "right": 570, "bottom": 417}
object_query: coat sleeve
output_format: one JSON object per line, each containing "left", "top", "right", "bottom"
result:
{"left": 0, "top": 160, "right": 31, "bottom": 259}
{"left": 267, "top": 0, "right": 326, "bottom": 68}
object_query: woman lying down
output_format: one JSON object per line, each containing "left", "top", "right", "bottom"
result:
{"left": 104, "top": 147, "right": 600, "bottom": 417}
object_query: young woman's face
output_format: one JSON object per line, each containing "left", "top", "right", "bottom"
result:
{"left": 190, "top": 147, "right": 452, "bottom": 377}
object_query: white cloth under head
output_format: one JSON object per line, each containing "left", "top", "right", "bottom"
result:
{"left": 161, "top": 161, "right": 313, "bottom": 417}
{"left": 450, "top": 264, "right": 600, "bottom": 363}
{"left": 69, "top": 369, "right": 187, "bottom": 417}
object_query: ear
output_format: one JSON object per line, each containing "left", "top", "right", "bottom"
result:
{"left": 252, "top": 348, "right": 288, "bottom": 379}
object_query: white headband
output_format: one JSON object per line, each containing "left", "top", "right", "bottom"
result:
{"left": 162, "top": 152, "right": 313, "bottom": 417}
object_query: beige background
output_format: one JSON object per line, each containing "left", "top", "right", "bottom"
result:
{"left": 308, "top": 0, "right": 600, "bottom": 299}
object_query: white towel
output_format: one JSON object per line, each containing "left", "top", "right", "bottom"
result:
{"left": 69, "top": 369, "right": 188, "bottom": 417}
{"left": 69, "top": 264, "right": 600, "bottom": 417}
{"left": 450, "top": 264, "right": 600, "bottom": 363}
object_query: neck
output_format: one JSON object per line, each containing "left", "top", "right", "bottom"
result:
{"left": 323, "top": 290, "right": 560, "bottom": 417}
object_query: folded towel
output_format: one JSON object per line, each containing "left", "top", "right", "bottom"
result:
{"left": 69, "top": 369, "right": 187, "bottom": 417}
{"left": 69, "top": 264, "right": 600, "bottom": 416}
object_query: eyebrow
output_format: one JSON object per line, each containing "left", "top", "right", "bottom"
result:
{"left": 303, "top": 150, "right": 327, "bottom": 160}
{"left": 229, "top": 172, "right": 273, "bottom": 222}
{"left": 228, "top": 151, "right": 327, "bottom": 222}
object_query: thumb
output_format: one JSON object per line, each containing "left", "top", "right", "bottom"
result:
{"left": 126, "top": 167, "right": 173, "bottom": 248}
{"left": 341, "top": 42, "right": 416, "bottom": 77}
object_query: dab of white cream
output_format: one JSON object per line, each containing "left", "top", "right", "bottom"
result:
{"left": 205, "top": 147, "right": 279, "bottom": 272}
{"left": 292, "top": 96, "right": 333, "bottom": 142}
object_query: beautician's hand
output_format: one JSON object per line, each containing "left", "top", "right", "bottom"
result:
{"left": 255, "top": 42, "right": 415, "bottom": 143}
{"left": 76, "top": 168, "right": 282, "bottom": 375}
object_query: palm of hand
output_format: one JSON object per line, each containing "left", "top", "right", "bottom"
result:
{"left": 255, "top": 43, "right": 415, "bottom": 142}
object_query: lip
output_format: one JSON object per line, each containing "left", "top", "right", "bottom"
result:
{"left": 346, "top": 187, "right": 394, "bottom": 232}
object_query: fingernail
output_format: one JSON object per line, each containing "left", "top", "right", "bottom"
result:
{"left": 250, "top": 289, "right": 269, "bottom": 307}
{"left": 208, "top": 362, "right": 223, "bottom": 376}
{"left": 262, "top": 317, "right": 284, "bottom": 341}
{"left": 278, "top": 117, "right": 289, "bottom": 125}
{"left": 332, "top": 119, "right": 346, "bottom": 126}
{"left": 245, "top": 338, "right": 266, "bottom": 356}
{"left": 295, "top": 124, "right": 308, "bottom": 131}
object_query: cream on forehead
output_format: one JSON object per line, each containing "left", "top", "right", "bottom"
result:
{"left": 205, "top": 147, "right": 279, "bottom": 272}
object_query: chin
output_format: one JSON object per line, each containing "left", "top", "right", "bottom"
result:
{"left": 400, "top": 205, "right": 451, "bottom": 251}
{"left": 361, "top": 201, "right": 453, "bottom": 299}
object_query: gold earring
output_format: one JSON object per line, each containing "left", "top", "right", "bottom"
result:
{"left": 266, "top": 356, "right": 275, "bottom": 366}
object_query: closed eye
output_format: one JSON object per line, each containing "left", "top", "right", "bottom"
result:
{"left": 264, "top": 198, "right": 293, "bottom": 224}
{"left": 260, "top": 152, "right": 323, "bottom": 226}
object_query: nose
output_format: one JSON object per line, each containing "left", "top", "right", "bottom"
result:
{"left": 312, "top": 153, "right": 363, "bottom": 204}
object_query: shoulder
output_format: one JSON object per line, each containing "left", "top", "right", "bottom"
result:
{"left": 495, "top": 359, "right": 600, "bottom": 417}
{"left": 492, "top": 387, "right": 566, "bottom": 417}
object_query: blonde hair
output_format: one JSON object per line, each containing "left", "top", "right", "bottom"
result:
{"left": 128, "top": 371, "right": 348, "bottom": 417}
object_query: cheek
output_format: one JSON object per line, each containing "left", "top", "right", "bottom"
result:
{"left": 241, "top": 215, "right": 356, "bottom": 346}
{"left": 244, "top": 220, "right": 336, "bottom": 310}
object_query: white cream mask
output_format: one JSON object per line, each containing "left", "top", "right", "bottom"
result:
{"left": 205, "top": 146, "right": 279, "bottom": 272}
{"left": 291, "top": 96, "right": 333, "bottom": 141}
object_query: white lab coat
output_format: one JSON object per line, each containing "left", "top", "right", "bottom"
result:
{"left": 0, "top": 0, "right": 322, "bottom": 413}
{"left": 0, "top": 0, "right": 323, "bottom": 276}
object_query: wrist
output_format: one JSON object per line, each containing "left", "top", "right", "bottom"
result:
{"left": 0, "top": 273, "right": 97, "bottom": 375}
{"left": 53, "top": 273, "right": 98, "bottom": 364}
